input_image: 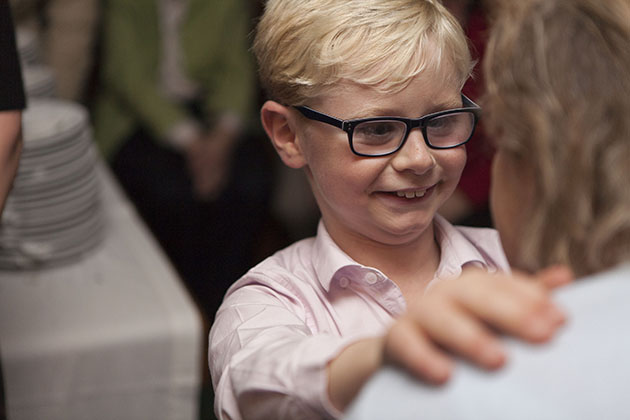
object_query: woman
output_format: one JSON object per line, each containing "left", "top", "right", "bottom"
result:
{"left": 346, "top": 0, "right": 630, "bottom": 418}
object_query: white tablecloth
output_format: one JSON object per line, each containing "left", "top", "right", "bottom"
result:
{"left": 0, "top": 164, "right": 203, "bottom": 420}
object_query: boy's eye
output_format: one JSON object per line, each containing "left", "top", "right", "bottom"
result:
{"left": 426, "top": 115, "right": 456, "bottom": 132}
{"left": 354, "top": 121, "right": 406, "bottom": 145}
{"left": 425, "top": 112, "right": 475, "bottom": 147}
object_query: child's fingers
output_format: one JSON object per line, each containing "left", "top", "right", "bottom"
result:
{"left": 411, "top": 297, "right": 507, "bottom": 370}
{"left": 426, "top": 270, "right": 566, "bottom": 343}
{"left": 383, "top": 316, "right": 453, "bottom": 384}
{"left": 389, "top": 269, "right": 568, "bottom": 380}
{"left": 533, "top": 265, "right": 574, "bottom": 290}
{"left": 462, "top": 271, "right": 565, "bottom": 343}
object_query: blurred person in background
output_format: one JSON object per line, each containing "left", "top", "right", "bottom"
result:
{"left": 92, "top": 0, "right": 275, "bottom": 323}
{"left": 347, "top": 0, "right": 630, "bottom": 418}
{"left": 9, "top": 0, "right": 99, "bottom": 103}
{"left": 0, "top": 2, "right": 26, "bottom": 418}
{"left": 439, "top": 0, "right": 495, "bottom": 227}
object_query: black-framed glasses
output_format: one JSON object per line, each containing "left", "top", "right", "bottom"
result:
{"left": 294, "top": 94, "right": 480, "bottom": 157}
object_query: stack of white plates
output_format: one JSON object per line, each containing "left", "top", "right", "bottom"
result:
{"left": 15, "top": 27, "right": 42, "bottom": 66}
{"left": 0, "top": 99, "right": 105, "bottom": 269}
{"left": 23, "top": 65, "right": 57, "bottom": 98}
{"left": 15, "top": 27, "right": 56, "bottom": 98}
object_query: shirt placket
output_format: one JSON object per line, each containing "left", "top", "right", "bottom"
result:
{"left": 357, "top": 269, "right": 407, "bottom": 317}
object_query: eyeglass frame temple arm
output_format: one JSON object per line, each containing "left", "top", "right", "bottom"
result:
{"left": 294, "top": 93, "right": 479, "bottom": 128}
{"left": 293, "top": 106, "right": 352, "bottom": 132}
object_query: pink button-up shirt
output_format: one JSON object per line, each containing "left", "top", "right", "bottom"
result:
{"left": 209, "top": 215, "right": 509, "bottom": 420}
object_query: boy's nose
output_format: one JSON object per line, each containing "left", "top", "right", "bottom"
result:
{"left": 390, "top": 129, "right": 436, "bottom": 175}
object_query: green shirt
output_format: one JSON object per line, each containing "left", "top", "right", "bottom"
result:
{"left": 92, "top": 0, "right": 255, "bottom": 158}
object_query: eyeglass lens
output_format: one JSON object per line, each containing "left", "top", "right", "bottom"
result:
{"left": 352, "top": 111, "right": 475, "bottom": 156}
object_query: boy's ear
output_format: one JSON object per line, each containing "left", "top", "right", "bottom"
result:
{"left": 260, "top": 100, "right": 307, "bottom": 169}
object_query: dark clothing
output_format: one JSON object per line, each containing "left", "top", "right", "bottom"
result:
{"left": 0, "top": 1, "right": 26, "bottom": 111}
{"left": 110, "top": 129, "right": 274, "bottom": 322}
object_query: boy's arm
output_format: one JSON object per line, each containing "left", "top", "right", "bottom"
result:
{"left": 210, "top": 268, "right": 570, "bottom": 418}
{"left": 327, "top": 267, "right": 571, "bottom": 412}
{"left": 210, "top": 283, "right": 365, "bottom": 420}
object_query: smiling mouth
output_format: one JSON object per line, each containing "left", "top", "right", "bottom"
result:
{"left": 391, "top": 185, "right": 436, "bottom": 199}
{"left": 396, "top": 190, "right": 427, "bottom": 199}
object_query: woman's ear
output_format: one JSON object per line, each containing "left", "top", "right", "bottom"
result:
{"left": 260, "top": 100, "right": 307, "bottom": 168}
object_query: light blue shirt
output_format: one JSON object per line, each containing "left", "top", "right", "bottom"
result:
{"left": 346, "top": 264, "right": 630, "bottom": 420}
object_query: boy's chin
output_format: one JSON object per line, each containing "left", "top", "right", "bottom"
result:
{"left": 370, "top": 220, "right": 435, "bottom": 245}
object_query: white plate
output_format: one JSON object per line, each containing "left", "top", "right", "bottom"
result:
{"left": 12, "top": 145, "right": 97, "bottom": 191}
{"left": 0, "top": 203, "right": 103, "bottom": 242}
{"left": 17, "top": 129, "right": 91, "bottom": 173}
{"left": 3, "top": 187, "right": 100, "bottom": 228}
{"left": 22, "top": 99, "right": 88, "bottom": 149}
{"left": 0, "top": 216, "right": 105, "bottom": 269}
{"left": 16, "top": 27, "right": 42, "bottom": 65}
{"left": 6, "top": 166, "right": 98, "bottom": 207}
{"left": 19, "top": 128, "right": 92, "bottom": 162}
{"left": 23, "top": 65, "right": 56, "bottom": 99}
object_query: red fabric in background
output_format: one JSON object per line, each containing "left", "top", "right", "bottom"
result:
{"left": 459, "top": 4, "right": 494, "bottom": 209}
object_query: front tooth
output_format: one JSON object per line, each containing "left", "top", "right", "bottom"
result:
{"left": 405, "top": 192, "right": 415, "bottom": 199}
{"left": 415, "top": 190, "right": 425, "bottom": 198}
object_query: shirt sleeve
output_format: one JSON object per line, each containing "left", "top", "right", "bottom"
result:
{"left": 0, "top": 1, "right": 26, "bottom": 111}
{"left": 209, "top": 279, "right": 360, "bottom": 420}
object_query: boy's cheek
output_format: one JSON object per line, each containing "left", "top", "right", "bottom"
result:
{"left": 440, "top": 147, "right": 468, "bottom": 181}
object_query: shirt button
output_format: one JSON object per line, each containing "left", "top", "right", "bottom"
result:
{"left": 365, "top": 272, "right": 378, "bottom": 285}
{"left": 339, "top": 277, "right": 350, "bottom": 288}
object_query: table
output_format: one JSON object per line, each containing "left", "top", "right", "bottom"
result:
{"left": 0, "top": 163, "right": 203, "bottom": 420}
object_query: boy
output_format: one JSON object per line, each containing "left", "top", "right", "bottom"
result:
{"left": 210, "top": 1, "right": 566, "bottom": 418}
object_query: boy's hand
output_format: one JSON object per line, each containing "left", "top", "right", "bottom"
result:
{"left": 383, "top": 267, "right": 571, "bottom": 384}
{"left": 328, "top": 267, "right": 573, "bottom": 411}
{"left": 532, "top": 265, "right": 574, "bottom": 290}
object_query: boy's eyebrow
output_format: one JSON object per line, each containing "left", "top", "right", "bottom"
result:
{"left": 346, "top": 99, "right": 464, "bottom": 120}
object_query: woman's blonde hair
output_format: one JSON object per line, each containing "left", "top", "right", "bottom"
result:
{"left": 253, "top": 0, "right": 473, "bottom": 105}
{"left": 484, "top": 0, "right": 630, "bottom": 276}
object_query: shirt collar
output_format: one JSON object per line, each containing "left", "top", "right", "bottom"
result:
{"left": 312, "top": 221, "right": 365, "bottom": 292}
{"left": 312, "top": 216, "right": 500, "bottom": 292}
{"left": 432, "top": 214, "right": 496, "bottom": 280}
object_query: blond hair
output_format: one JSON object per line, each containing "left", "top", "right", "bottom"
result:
{"left": 484, "top": 0, "right": 630, "bottom": 276}
{"left": 253, "top": 0, "right": 473, "bottom": 105}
